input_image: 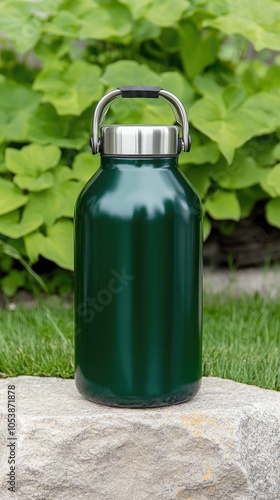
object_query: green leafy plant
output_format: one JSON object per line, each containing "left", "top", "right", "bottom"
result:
{"left": 0, "top": 0, "right": 280, "bottom": 295}
{"left": 0, "top": 240, "right": 47, "bottom": 296}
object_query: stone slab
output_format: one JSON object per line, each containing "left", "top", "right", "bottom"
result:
{"left": 204, "top": 268, "right": 280, "bottom": 297}
{"left": 0, "top": 376, "right": 279, "bottom": 500}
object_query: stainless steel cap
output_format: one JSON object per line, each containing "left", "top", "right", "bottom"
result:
{"left": 101, "top": 125, "right": 180, "bottom": 156}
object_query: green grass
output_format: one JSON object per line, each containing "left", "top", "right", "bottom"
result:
{"left": 0, "top": 298, "right": 74, "bottom": 379}
{"left": 203, "top": 293, "right": 279, "bottom": 391}
{"left": 0, "top": 294, "right": 279, "bottom": 390}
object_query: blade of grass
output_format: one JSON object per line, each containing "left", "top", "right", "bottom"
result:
{"left": 0, "top": 240, "right": 48, "bottom": 294}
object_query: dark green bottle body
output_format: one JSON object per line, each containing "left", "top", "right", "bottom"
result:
{"left": 74, "top": 156, "right": 202, "bottom": 407}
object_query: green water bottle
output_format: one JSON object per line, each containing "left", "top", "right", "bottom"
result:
{"left": 75, "top": 86, "right": 202, "bottom": 407}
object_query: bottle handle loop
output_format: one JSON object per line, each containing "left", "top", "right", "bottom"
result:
{"left": 91, "top": 86, "right": 191, "bottom": 154}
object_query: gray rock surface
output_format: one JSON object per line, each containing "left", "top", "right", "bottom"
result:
{"left": 0, "top": 376, "right": 279, "bottom": 500}
{"left": 204, "top": 267, "right": 280, "bottom": 297}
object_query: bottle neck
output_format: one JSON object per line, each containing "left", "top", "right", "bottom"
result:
{"left": 101, "top": 156, "right": 178, "bottom": 170}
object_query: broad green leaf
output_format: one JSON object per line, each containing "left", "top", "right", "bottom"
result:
{"left": 261, "top": 65, "right": 280, "bottom": 96}
{"left": 34, "top": 61, "right": 103, "bottom": 115}
{"left": 79, "top": 3, "right": 132, "bottom": 40}
{"left": 0, "top": 179, "right": 28, "bottom": 216}
{"left": 0, "top": 110, "right": 6, "bottom": 143}
{"left": 23, "top": 190, "right": 62, "bottom": 227}
{"left": 5, "top": 144, "right": 61, "bottom": 175}
{"left": 203, "top": 216, "right": 211, "bottom": 240}
{"left": 260, "top": 176, "right": 279, "bottom": 198}
{"left": 204, "top": 0, "right": 280, "bottom": 52}
{"left": 58, "top": 181, "right": 83, "bottom": 218}
{"left": 43, "top": 11, "right": 81, "bottom": 38}
{"left": 240, "top": 137, "right": 276, "bottom": 168}
{"left": 159, "top": 72, "right": 194, "bottom": 107}
{"left": 237, "top": 186, "right": 268, "bottom": 218}
{"left": 26, "top": 0, "right": 65, "bottom": 15}
{"left": 24, "top": 231, "right": 45, "bottom": 263}
{"left": 238, "top": 60, "right": 280, "bottom": 99}
{"left": 190, "top": 92, "right": 280, "bottom": 163}
{"left": 1, "top": 269, "right": 26, "bottom": 297}
{"left": 195, "top": 0, "right": 228, "bottom": 17}
{"left": 160, "top": 27, "right": 182, "bottom": 53}
{"left": 205, "top": 190, "right": 241, "bottom": 220}
{"left": 102, "top": 60, "right": 157, "bottom": 90}
{"left": 23, "top": 179, "right": 83, "bottom": 226}
{"left": 0, "top": 1, "right": 41, "bottom": 53}
{"left": 59, "top": 0, "right": 97, "bottom": 17}
{"left": 102, "top": 61, "right": 193, "bottom": 124}
{"left": 0, "top": 0, "right": 66, "bottom": 56}
{"left": 144, "top": 0, "right": 190, "bottom": 27}
{"left": 237, "top": 192, "right": 256, "bottom": 218}
{"left": 237, "top": 61, "right": 267, "bottom": 96}
{"left": 103, "top": 61, "right": 193, "bottom": 106}
{"left": 265, "top": 198, "right": 280, "bottom": 229}
{"left": 179, "top": 21, "right": 219, "bottom": 78}
{"left": 34, "top": 38, "right": 71, "bottom": 64}
{"left": 222, "top": 85, "right": 247, "bottom": 112}
{"left": 179, "top": 142, "right": 220, "bottom": 165}
{"left": 0, "top": 208, "right": 43, "bottom": 238}
{"left": 130, "top": 19, "right": 160, "bottom": 42}
{"left": 14, "top": 172, "right": 54, "bottom": 192}
{"left": 118, "top": 0, "right": 153, "bottom": 19}
{"left": 193, "top": 73, "right": 223, "bottom": 98}
{"left": 54, "top": 166, "right": 76, "bottom": 182}
{"left": 0, "top": 79, "right": 41, "bottom": 142}
{"left": 72, "top": 153, "right": 100, "bottom": 183}
{"left": 214, "top": 155, "right": 267, "bottom": 189}
{"left": 272, "top": 144, "right": 280, "bottom": 161}
{"left": 0, "top": 144, "right": 6, "bottom": 173}
{"left": 266, "top": 164, "right": 280, "bottom": 196}
{"left": 122, "top": 0, "right": 189, "bottom": 27}
{"left": 189, "top": 96, "right": 232, "bottom": 162}
{"left": 27, "top": 104, "right": 88, "bottom": 149}
{"left": 0, "top": 211, "right": 19, "bottom": 237}
{"left": 40, "top": 220, "right": 74, "bottom": 270}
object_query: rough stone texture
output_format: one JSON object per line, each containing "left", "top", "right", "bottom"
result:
{"left": 204, "top": 268, "right": 280, "bottom": 297}
{"left": 0, "top": 376, "right": 279, "bottom": 500}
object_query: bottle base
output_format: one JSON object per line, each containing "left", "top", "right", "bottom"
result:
{"left": 76, "top": 379, "right": 201, "bottom": 409}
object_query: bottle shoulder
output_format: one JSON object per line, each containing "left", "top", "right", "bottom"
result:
{"left": 75, "top": 167, "right": 201, "bottom": 219}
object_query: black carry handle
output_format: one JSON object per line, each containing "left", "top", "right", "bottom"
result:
{"left": 118, "top": 86, "right": 163, "bottom": 99}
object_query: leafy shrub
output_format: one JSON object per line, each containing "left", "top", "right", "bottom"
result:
{"left": 0, "top": 0, "right": 280, "bottom": 294}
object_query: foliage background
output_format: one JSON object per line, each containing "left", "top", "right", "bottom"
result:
{"left": 0, "top": 0, "right": 280, "bottom": 295}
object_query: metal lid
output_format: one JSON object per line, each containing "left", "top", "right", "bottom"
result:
{"left": 101, "top": 125, "right": 180, "bottom": 156}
